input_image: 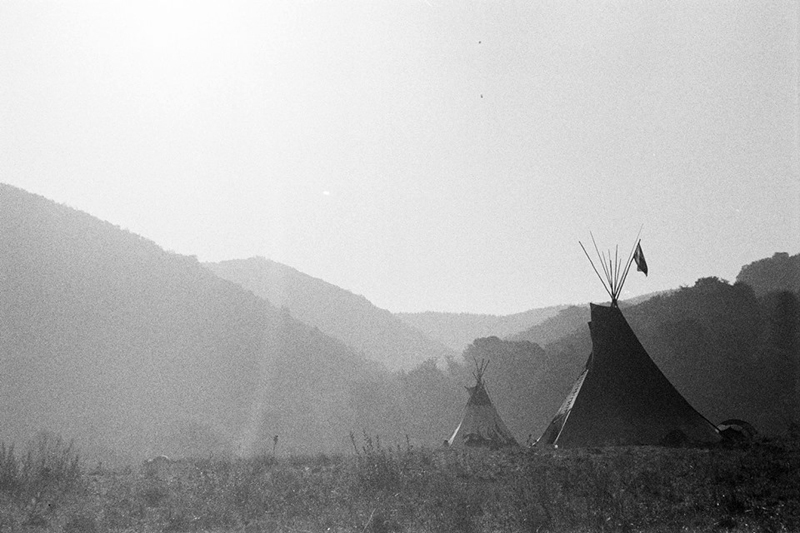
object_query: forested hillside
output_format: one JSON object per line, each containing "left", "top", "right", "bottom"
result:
{"left": 415, "top": 276, "right": 798, "bottom": 442}
{"left": 0, "top": 185, "right": 385, "bottom": 463}
{"left": 205, "top": 258, "right": 456, "bottom": 370}
{"left": 627, "top": 278, "right": 797, "bottom": 434}
{"left": 512, "top": 277, "right": 798, "bottom": 437}
{"left": 2, "top": 184, "right": 797, "bottom": 462}
{"left": 736, "top": 252, "right": 800, "bottom": 296}
{"left": 507, "top": 305, "right": 589, "bottom": 346}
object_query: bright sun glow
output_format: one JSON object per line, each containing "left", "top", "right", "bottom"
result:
{"left": 130, "top": 2, "right": 224, "bottom": 59}
{"left": 102, "top": 1, "right": 246, "bottom": 108}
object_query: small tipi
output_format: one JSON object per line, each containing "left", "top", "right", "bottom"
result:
{"left": 539, "top": 236, "right": 721, "bottom": 447}
{"left": 447, "top": 360, "right": 518, "bottom": 448}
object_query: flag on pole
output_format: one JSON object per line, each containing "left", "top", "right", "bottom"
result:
{"left": 633, "top": 242, "right": 648, "bottom": 276}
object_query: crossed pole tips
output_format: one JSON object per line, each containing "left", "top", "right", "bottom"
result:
{"left": 579, "top": 226, "right": 644, "bottom": 306}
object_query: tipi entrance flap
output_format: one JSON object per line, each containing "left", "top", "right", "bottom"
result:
{"left": 539, "top": 366, "right": 588, "bottom": 445}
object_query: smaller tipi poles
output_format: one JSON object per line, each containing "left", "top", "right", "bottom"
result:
{"left": 447, "top": 359, "right": 518, "bottom": 448}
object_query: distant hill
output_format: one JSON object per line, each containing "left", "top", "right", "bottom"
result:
{"left": 0, "top": 184, "right": 385, "bottom": 462}
{"left": 394, "top": 306, "right": 566, "bottom": 352}
{"left": 4, "top": 183, "right": 794, "bottom": 460}
{"left": 205, "top": 258, "right": 457, "bottom": 371}
{"left": 507, "top": 291, "right": 671, "bottom": 346}
{"left": 736, "top": 252, "right": 800, "bottom": 296}
{"left": 506, "top": 305, "right": 589, "bottom": 347}
{"left": 613, "top": 278, "right": 795, "bottom": 434}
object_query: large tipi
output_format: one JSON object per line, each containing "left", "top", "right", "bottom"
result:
{"left": 447, "top": 360, "right": 518, "bottom": 448}
{"left": 539, "top": 237, "right": 721, "bottom": 447}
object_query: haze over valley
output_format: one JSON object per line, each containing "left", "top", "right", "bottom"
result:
{"left": 1, "top": 4, "right": 797, "bottom": 529}
{"left": 0, "top": 0, "right": 797, "bottom": 469}
{"left": 1, "top": 184, "right": 798, "bottom": 465}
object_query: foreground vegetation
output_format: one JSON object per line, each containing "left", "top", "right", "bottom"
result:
{"left": 1, "top": 432, "right": 799, "bottom": 532}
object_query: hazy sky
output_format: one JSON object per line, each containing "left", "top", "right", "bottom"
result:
{"left": 1, "top": 1, "right": 797, "bottom": 314}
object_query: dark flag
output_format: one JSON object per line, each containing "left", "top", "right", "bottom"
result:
{"left": 633, "top": 242, "right": 648, "bottom": 276}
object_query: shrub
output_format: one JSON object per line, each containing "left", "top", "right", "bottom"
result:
{"left": 0, "top": 432, "right": 82, "bottom": 530}
{"left": 0, "top": 431, "right": 81, "bottom": 502}
{"left": 139, "top": 481, "right": 170, "bottom": 507}
{"left": 0, "top": 443, "right": 20, "bottom": 495}
{"left": 352, "top": 433, "right": 403, "bottom": 494}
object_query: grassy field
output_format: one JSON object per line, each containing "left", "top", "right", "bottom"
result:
{"left": 1, "top": 432, "right": 799, "bottom": 532}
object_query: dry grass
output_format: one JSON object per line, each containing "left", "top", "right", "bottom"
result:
{"left": 0, "top": 431, "right": 82, "bottom": 530}
{"left": 1, "top": 433, "right": 799, "bottom": 532}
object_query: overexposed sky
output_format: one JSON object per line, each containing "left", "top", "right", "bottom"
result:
{"left": 1, "top": 1, "right": 797, "bottom": 314}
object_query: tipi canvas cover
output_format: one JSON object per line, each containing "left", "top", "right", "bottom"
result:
{"left": 448, "top": 361, "right": 518, "bottom": 448}
{"left": 539, "top": 303, "right": 720, "bottom": 447}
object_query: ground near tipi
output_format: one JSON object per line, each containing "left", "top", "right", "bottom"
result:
{"left": 2, "top": 432, "right": 799, "bottom": 532}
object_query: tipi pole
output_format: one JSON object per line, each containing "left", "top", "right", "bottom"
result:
{"left": 609, "top": 246, "right": 618, "bottom": 297}
{"left": 591, "top": 233, "right": 614, "bottom": 291}
{"left": 579, "top": 241, "right": 613, "bottom": 300}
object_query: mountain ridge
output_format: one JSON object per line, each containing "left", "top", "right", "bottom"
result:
{"left": 0, "top": 184, "right": 384, "bottom": 462}
{"left": 205, "top": 257, "right": 457, "bottom": 370}
{"left": 394, "top": 306, "right": 566, "bottom": 352}
{"left": 2, "top": 182, "right": 797, "bottom": 462}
